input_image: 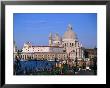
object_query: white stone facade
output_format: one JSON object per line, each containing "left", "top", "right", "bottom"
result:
{"left": 22, "top": 42, "right": 63, "bottom": 53}
{"left": 14, "top": 24, "right": 84, "bottom": 61}
{"left": 18, "top": 52, "right": 67, "bottom": 61}
{"left": 48, "top": 24, "right": 84, "bottom": 60}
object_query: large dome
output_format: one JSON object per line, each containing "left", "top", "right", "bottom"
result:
{"left": 63, "top": 24, "right": 77, "bottom": 39}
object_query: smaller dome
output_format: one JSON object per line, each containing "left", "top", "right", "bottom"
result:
{"left": 54, "top": 33, "right": 61, "bottom": 41}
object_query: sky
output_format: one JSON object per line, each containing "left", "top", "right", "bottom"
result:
{"left": 14, "top": 13, "right": 97, "bottom": 49}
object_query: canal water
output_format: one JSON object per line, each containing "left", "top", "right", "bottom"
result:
{"left": 14, "top": 59, "right": 58, "bottom": 75}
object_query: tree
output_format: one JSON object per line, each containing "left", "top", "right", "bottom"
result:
{"left": 93, "top": 57, "right": 97, "bottom": 75}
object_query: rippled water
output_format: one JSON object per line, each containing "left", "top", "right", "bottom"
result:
{"left": 14, "top": 60, "right": 58, "bottom": 75}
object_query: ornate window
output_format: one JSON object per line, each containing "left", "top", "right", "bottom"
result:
{"left": 70, "top": 43, "right": 71, "bottom": 46}
{"left": 72, "top": 43, "right": 74, "bottom": 46}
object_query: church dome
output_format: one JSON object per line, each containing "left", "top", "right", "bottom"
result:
{"left": 63, "top": 24, "right": 77, "bottom": 40}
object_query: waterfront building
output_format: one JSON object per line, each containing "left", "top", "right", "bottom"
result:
{"left": 14, "top": 24, "right": 84, "bottom": 65}
{"left": 62, "top": 24, "right": 84, "bottom": 61}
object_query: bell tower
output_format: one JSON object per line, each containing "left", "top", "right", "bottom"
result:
{"left": 49, "top": 33, "right": 53, "bottom": 46}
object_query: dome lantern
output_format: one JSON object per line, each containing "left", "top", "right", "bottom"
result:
{"left": 67, "top": 24, "right": 72, "bottom": 30}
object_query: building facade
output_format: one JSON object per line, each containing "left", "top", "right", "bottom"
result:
{"left": 84, "top": 48, "right": 97, "bottom": 59}
{"left": 84, "top": 48, "right": 97, "bottom": 67}
{"left": 14, "top": 24, "right": 84, "bottom": 63}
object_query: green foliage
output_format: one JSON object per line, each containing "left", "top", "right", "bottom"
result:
{"left": 62, "top": 64, "right": 68, "bottom": 74}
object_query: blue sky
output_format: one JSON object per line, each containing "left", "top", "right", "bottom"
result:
{"left": 14, "top": 13, "right": 97, "bottom": 49}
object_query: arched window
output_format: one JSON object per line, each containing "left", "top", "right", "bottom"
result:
{"left": 25, "top": 55, "right": 26, "bottom": 59}
{"left": 72, "top": 43, "right": 74, "bottom": 46}
{"left": 70, "top": 43, "right": 71, "bottom": 46}
{"left": 78, "top": 43, "right": 79, "bottom": 47}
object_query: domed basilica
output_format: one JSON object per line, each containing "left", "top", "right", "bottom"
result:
{"left": 14, "top": 24, "right": 84, "bottom": 65}
{"left": 48, "top": 24, "right": 84, "bottom": 60}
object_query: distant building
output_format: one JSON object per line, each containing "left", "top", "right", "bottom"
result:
{"left": 84, "top": 48, "right": 97, "bottom": 59}
{"left": 14, "top": 24, "right": 84, "bottom": 65}
{"left": 84, "top": 48, "right": 97, "bottom": 67}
